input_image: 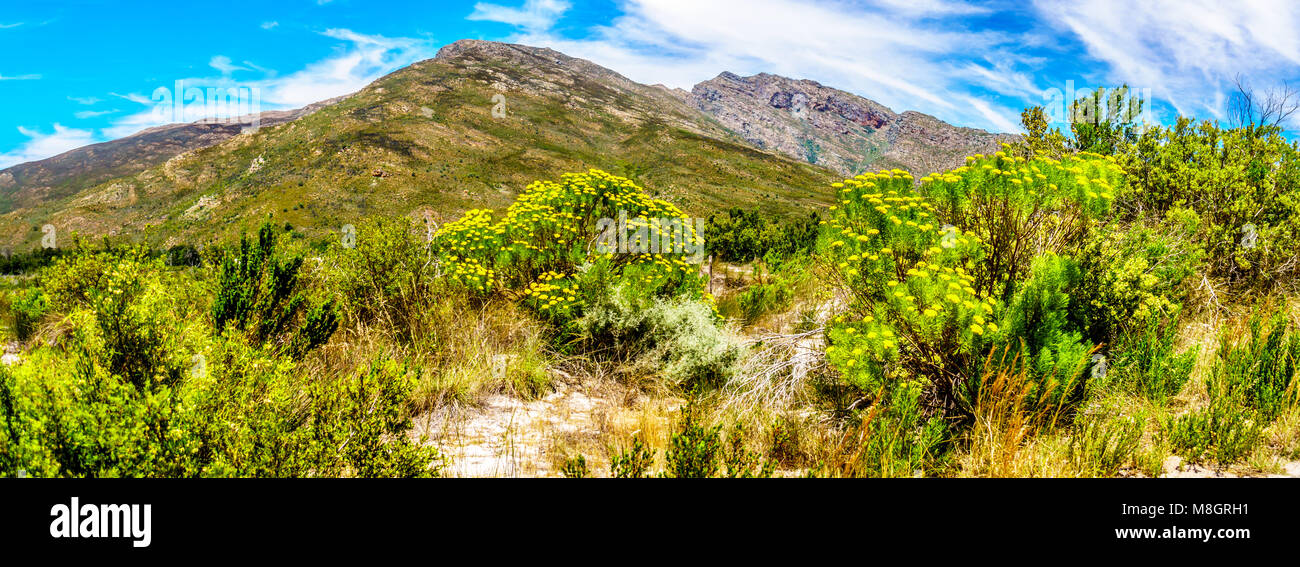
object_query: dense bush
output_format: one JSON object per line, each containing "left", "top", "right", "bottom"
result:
{"left": 1165, "top": 309, "right": 1298, "bottom": 465}
{"left": 704, "top": 208, "right": 819, "bottom": 262}
{"left": 331, "top": 215, "right": 436, "bottom": 341}
{"left": 1109, "top": 317, "right": 1198, "bottom": 404}
{"left": 435, "top": 170, "right": 707, "bottom": 330}
{"left": 1120, "top": 119, "right": 1300, "bottom": 289}
{"left": 0, "top": 248, "right": 437, "bottom": 477}
{"left": 576, "top": 289, "right": 737, "bottom": 388}
{"left": 10, "top": 287, "right": 48, "bottom": 342}
{"left": 212, "top": 221, "right": 339, "bottom": 359}
{"left": 821, "top": 156, "right": 1120, "bottom": 413}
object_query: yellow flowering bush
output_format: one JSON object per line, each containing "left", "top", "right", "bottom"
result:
{"left": 821, "top": 169, "right": 1000, "bottom": 403}
{"left": 923, "top": 149, "right": 1124, "bottom": 295}
{"left": 823, "top": 154, "right": 1123, "bottom": 413}
{"left": 435, "top": 170, "right": 707, "bottom": 326}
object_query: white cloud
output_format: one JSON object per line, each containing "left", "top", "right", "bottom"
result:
{"left": 261, "top": 21, "right": 279, "bottom": 30}
{"left": 74, "top": 109, "right": 118, "bottom": 119}
{"left": 0, "top": 124, "right": 98, "bottom": 169}
{"left": 209, "top": 55, "right": 250, "bottom": 75}
{"left": 110, "top": 92, "right": 154, "bottom": 105}
{"left": 484, "top": 0, "right": 1027, "bottom": 132}
{"left": 2, "top": 29, "right": 431, "bottom": 167}
{"left": 468, "top": 0, "right": 571, "bottom": 33}
{"left": 1033, "top": 0, "right": 1300, "bottom": 126}
{"left": 0, "top": 73, "right": 40, "bottom": 81}
{"left": 0, "top": 23, "right": 22, "bottom": 29}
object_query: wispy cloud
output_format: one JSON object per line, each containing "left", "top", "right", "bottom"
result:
{"left": 209, "top": 55, "right": 250, "bottom": 75}
{"left": 0, "top": 73, "right": 40, "bottom": 81}
{"left": 261, "top": 21, "right": 279, "bottom": 30}
{"left": 74, "top": 109, "right": 117, "bottom": 119}
{"left": 469, "top": 0, "right": 571, "bottom": 34}
{"left": 68, "top": 96, "right": 102, "bottom": 105}
{"left": 0, "top": 124, "right": 98, "bottom": 169}
{"left": 109, "top": 92, "right": 153, "bottom": 105}
{"left": 477, "top": 0, "right": 1029, "bottom": 133}
{"left": 1033, "top": 0, "right": 1300, "bottom": 125}
{"left": 0, "top": 23, "right": 22, "bottom": 30}
{"left": 92, "top": 29, "right": 429, "bottom": 141}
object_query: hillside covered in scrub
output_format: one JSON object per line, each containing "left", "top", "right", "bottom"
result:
{"left": 0, "top": 40, "right": 1010, "bottom": 253}
{"left": 1, "top": 45, "right": 1299, "bottom": 477}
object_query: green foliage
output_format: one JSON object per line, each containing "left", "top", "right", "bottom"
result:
{"left": 1110, "top": 317, "right": 1198, "bottom": 404}
{"left": 1072, "top": 218, "right": 1201, "bottom": 343}
{"left": 1120, "top": 118, "right": 1300, "bottom": 289}
{"left": 0, "top": 294, "right": 438, "bottom": 477}
{"left": 1213, "top": 310, "right": 1300, "bottom": 421}
{"left": 560, "top": 454, "right": 589, "bottom": 478}
{"left": 996, "top": 253, "right": 1093, "bottom": 409}
{"left": 10, "top": 287, "right": 48, "bottom": 342}
{"left": 1011, "top": 107, "right": 1069, "bottom": 160}
{"left": 663, "top": 398, "right": 723, "bottom": 478}
{"left": 734, "top": 278, "right": 793, "bottom": 325}
{"left": 924, "top": 151, "right": 1122, "bottom": 296}
{"left": 1067, "top": 412, "right": 1143, "bottom": 477}
{"left": 212, "top": 221, "right": 338, "bottom": 359}
{"left": 846, "top": 380, "right": 949, "bottom": 478}
{"left": 1163, "top": 309, "right": 1298, "bottom": 465}
{"left": 435, "top": 170, "right": 706, "bottom": 326}
{"left": 662, "top": 397, "right": 773, "bottom": 478}
{"left": 704, "top": 208, "right": 820, "bottom": 263}
{"left": 1164, "top": 395, "right": 1262, "bottom": 466}
{"left": 721, "top": 423, "right": 775, "bottom": 478}
{"left": 821, "top": 156, "right": 1116, "bottom": 412}
{"left": 1067, "top": 86, "right": 1147, "bottom": 156}
{"left": 576, "top": 291, "right": 737, "bottom": 389}
{"left": 331, "top": 215, "right": 435, "bottom": 341}
{"left": 609, "top": 436, "right": 655, "bottom": 478}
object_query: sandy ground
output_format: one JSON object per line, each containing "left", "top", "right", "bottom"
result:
{"left": 1160, "top": 456, "right": 1300, "bottom": 478}
{"left": 412, "top": 378, "right": 616, "bottom": 478}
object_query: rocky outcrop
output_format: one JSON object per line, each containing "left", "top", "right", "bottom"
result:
{"left": 688, "top": 72, "right": 1017, "bottom": 177}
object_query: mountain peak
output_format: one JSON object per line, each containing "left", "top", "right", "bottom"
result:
{"left": 688, "top": 70, "right": 1013, "bottom": 176}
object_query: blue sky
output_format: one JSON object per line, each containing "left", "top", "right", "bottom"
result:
{"left": 2, "top": 0, "right": 1299, "bottom": 168}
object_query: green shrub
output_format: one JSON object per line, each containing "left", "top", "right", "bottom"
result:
{"left": 1213, "top": 310, "right": 1300, "bottom": 421}
{"left": 0, "top": 335, "right": 439, "bottom": 477}
{"left": 560, "top": 454, "right": 589, "bottom": 478}
{"left": 1164, "top": 396, "right": 1261, "bottom": 466}
{"left": 435, "top": 170, "right": 707, "bottom": 328}
{"left": 1121, "top": 119, "right": 1300, "bottom": 289}
{"left": 576, "top": 291, "right": 737, "bottom": 388}
{"left": 661, "top": 397, "right": 772, "bottom": 478}
{"left": 1067, "top": 412, "right": 1143, "bottom": 477}
{"left": 1072, "top": 216, "right": 1201, "bottom": 343}
{"left": 734, "top": 278, "right": 792, "bottom": 324}
{"left": 844, "top": 380, "right": 949, "bottom": 478}
{"left": 821, "top": 161, "right": 1108, "bottom": 413}
{"left": 10, "top": 288, "right": 48, "bottom": 342}
{"left": 212, "top": 221, "right": 338, "bottom": 359}
{"left": 610, "top": 436, "right": 655, "bottom": 478}
{"left": 1110, "top": 317, "right": 1198, "bottom": 404}
{"left": 331, "top": 215, "right": 435, "bottom": 342}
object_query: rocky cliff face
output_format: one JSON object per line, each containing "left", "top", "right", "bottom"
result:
{"left": 688, "top": 72, "right": 1017, "bottom": 177}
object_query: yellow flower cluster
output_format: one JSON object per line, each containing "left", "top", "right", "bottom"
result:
{"left": 434, "top": 170, "right": 707, "bottom": 318}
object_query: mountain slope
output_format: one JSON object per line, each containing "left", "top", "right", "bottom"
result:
{"left": 0, "top": 97, "right": 345, "bottom": 213}
{"left": 688, "top": 72, "right": 1016, "bottom": 176}
{"left": 0, "top": 40, "right": 840, "bottom": 249}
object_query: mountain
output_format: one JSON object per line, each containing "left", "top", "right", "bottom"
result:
{"left": 0, "top": 97, "right": 345, "bottom": 213}
{"left": 0, "top": 39, "right": 1013, "bottom": 250}
{"left": 688, "top": 72, "right": 1016, "bottom": 176}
